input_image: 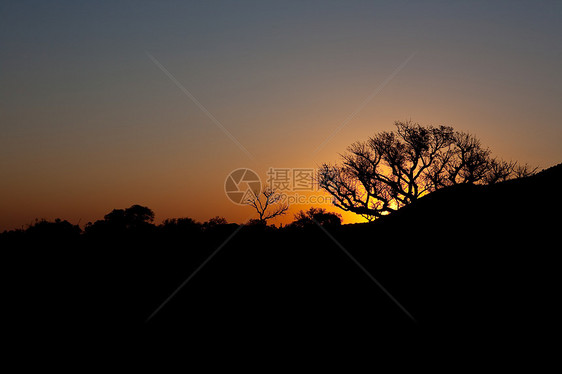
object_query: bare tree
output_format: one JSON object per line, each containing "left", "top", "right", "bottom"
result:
{"left": 318, "top": 120, "right": 534, "bottom": 220}
{"left": 244, "top": 187, "right": 289, "bottom": 225}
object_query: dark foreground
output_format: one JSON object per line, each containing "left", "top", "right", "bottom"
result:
{"left": 2, "top": 165, "right": 561, "bottom": 360}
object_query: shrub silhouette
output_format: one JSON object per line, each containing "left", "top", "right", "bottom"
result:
{"left": 85, "top": 204, "right": 155, "bottom": 236}
{"left": 291, "top": 207, "right": 342, "bottom": 228}
{"left": 162, "top": 217, "right": 200, "bottom": 229}
{"left": 161, "top": 217, "right": 202, "bottom": 237}
{"left": 24, "top": 218, "right": 81, "bottom": 240}
{"left": 204, "top": 216, "right": 228, "bottom": 227}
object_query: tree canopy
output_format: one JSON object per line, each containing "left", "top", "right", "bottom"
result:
{"left": 318, "top": 120, "right": 534, "bottom": 220}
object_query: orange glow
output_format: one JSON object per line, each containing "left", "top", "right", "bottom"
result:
{"left": 1, "top": 2, "right": 561, "bottom": 231}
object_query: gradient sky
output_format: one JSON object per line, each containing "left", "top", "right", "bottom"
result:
{"left": 1, "top": 0, "right": 561, "bottom": 230}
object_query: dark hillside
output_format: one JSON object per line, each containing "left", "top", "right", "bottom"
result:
{"left": 381, "top": 162, "right": 562, "bottom": 229}
{"left": 337, "top": 163, "right": 562, "bottom": 346}
{"left": 2, "top": 164, "right": 561, "bottom": 357}
{"left": 141, "top": 164, "right": 562, "bottom": 350}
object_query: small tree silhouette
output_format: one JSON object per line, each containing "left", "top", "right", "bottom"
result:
{"left": 244, "top": 187, "right": 289, "bottom": 225}
{"left": 161, "top": 217, "right": 201, "bottom": 235}
{"left": 25, "top": 218, "right": 81, "bottom": 239}
{"left": 207, "top": 216, "right": 228, "bottom": 225}
{"left": 85, "top": 204, "right": 155, "bottom": 235}
{"left": 103, "top": 205, "right": 154, "bottom": 228}
{"left": 291, "top": 207, "right": 342, "bottom": 228}
{"left": 203, "top": 216, "right": 228, "bottom": 230}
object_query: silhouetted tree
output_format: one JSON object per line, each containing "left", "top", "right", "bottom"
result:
{"left": 319, "top": 120, "right": 535, "bottom": 220}
{"left": 291, "top": 207, "right": 342, "bottom": 228}
{"left": 162, "top": 217, "right": 199, "bottom": 227}
{"left": 24, "top": 218, "right": 81, "bottom": 239}
{"left": 204, "top": 216, "right": 228, "bottom": 227}
{"left": 103, "top": 205, "right": 154, "bottom": 226}
{"left": 246, "top": 218, "right": 268, "bottom": 226}
{"left": 161, "top": 217, "right": 201, "bottom": 235}
{"left": 85, "top": 204, "right": 155, "bottom": 235}
{"left": 244, "top": 187, "right": 289, "bottom": 225}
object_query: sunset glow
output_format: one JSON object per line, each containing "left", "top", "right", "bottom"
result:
{"left": 1, "top": 1, "right": 561, "bottom": 230}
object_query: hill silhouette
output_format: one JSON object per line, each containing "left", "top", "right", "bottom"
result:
{"left": 340, "top": 163, "right": 562, "bottom": 342}
{"left": 2, "top": 164, "right": 561, "bottom": 357}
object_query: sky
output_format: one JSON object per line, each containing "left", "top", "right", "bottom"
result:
{"left": 1, "top": 0, "right": 561, "bottom": 230}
